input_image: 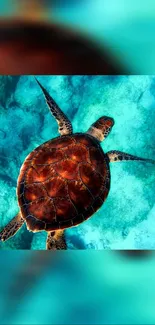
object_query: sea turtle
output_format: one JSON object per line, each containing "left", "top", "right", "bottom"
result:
{"left": 0, "top": 79, "right": 154, "bottom": 250}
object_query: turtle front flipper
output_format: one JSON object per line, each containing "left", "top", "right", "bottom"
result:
{"left": 106, "top": 150, "right": 155, "bottom": 164}
{"left": 35, "top": 78, "right": 73, "bottom": 136}
{"left": 86, "top": 116, "right": 114, "bottom": 142}
{"left": 46, "top": 230, "right": 67, "bottom": 250}
{"left": 0, "top": 212, "right": 25, "bottom": 242}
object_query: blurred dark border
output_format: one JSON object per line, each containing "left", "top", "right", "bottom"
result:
{"left": 0, "top": 19, "right": 126, "bottom": 74}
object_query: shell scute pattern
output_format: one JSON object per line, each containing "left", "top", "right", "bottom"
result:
{"left": 17, "top": 133, "right": 110, "bottom": 230}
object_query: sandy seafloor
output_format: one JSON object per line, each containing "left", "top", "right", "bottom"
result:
{"left": 0, "top": 75, "right": 155, "bottom": 250}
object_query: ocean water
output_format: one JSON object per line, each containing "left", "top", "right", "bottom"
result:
{"left": 1, "top": 250, "right": 155, "bottom": 324}
{"left": 0, "top": 75, "right": 155, "bottom": 250}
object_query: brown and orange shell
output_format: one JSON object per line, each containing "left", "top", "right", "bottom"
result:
{"left": 17, "top": 133, "right": 110, "bottom": 232}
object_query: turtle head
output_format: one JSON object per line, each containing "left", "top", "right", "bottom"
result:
{"left": 86, "top": 116, "right": 114, "bottom": 142}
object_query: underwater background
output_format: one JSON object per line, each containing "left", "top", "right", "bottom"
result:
{"left": 0, "top": 75, "right": 155, "bottom": 250}
{"left": 1, "top": 250, "right": 155, "bottom": 324}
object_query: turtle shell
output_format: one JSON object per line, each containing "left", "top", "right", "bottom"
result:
{"left": 17, "top": 133, "right": 110, "bottom": 232}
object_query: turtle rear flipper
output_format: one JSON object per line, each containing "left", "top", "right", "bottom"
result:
{"left": 46, "top": 230, "right": 67, "bottom": 250}
{"left": 0, "top": 212, "right": 25, "bottom": 242}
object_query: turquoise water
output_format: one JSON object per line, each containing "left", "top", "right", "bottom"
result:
{"left": 0, "top": 75, "right": 155, "bottom": 250}
{"left": 1, "top": 251, "right": 155, "bottom": 324}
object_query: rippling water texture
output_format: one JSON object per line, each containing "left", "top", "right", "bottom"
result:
{"left": 0, "top": 75, "right": 155, "bottom": 250}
